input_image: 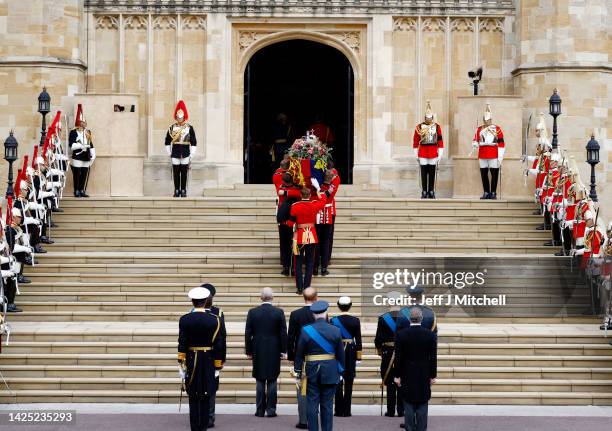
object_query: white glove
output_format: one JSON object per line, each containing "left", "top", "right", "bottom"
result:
{"left": 165, "top": 145, "right": 171, "bottom": 156}
{"left": 413, "top": 148, "right": 419, "bottom": 158}
{"left": 472, "top": 141, "right": 479, "bottom": 149}
{"left": 356, "top": 361, "right": 361, "bottom": 367}
{"left": 71, "top": 143, "right": 84, "bottom": 151}
{"left": 41, "top": 191, "right": 55, "bottom": 199}
{"left": 0, "top": 255, "right": 10, "bottom": 265}
{"left": 311, "top": 178, "right": 320, "bottom": 192}
{"left": 190, "top": 146, "right": 197, "bottom": 158}
{"left": 57, "top": 154, "right": 69, "bottom": 161}
{"left": 497, "top": 147, "right": 505, "bottom": 164}
{"left": 214, "top": 370, "right": 220, "bottom": 378}
{"left": 528, "top": 168, "right": 538, "bottom": 176}
{"left": 1, "top": 269, "right": 15, "bottom": 278}
{"left": 178, "top": 365, "right": 186, "bottom": 379}
{"left": 24, "top": 217, "right": 41, "bottom": 226}
{"left": 90, "top": 148, "right": 96, "bottom": 163}
{"left": 48, "top": 169, "right": 65, "bottom": 177}
{"left": 13, "top": 244, "right": 32, "bottom": 254}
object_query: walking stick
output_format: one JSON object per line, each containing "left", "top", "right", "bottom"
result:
{"left": 498, "top": 164, "right": 502, "bottom": 200}
{"left": 380, "top": 383, "right": 384, "bottom": 416}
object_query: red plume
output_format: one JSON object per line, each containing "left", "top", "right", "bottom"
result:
{"left": 6, "top": 196, "right": 12, "bottom": 226}
{"left": 22, "top": 154, "right": 29, "bottom": 173}
{"left": 42, "top": 136, "right": 50, "bottom": 161}
{"left": 31, "top": 146, "right": 38, "bottom": 168}
{"left": 75, "top": 104, "right": 83, "bottom": 127}
{"left": 14, "top": 169, "right": 22, "bottom": 196}
{"left": 173, "top": 100, "right": 188, "bottom": 121}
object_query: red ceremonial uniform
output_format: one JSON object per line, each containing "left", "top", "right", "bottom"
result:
{"left": 287, "top": 194, "right": 328, "bottom": 246}
{"left": 412, "top": 123, "right": 444, "bottom": 158}
{"left": 316, "top": 184, "right": 334, "bottom": 225}
{"left": 272, "top": 168, "right": 284, "bottom": 192}
{"left": 473, "top": 125, "right": 505, "bottom": 159}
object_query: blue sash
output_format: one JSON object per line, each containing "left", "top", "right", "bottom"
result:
{"left": 400, "top": 307, "right": 411, "bottom": 321}
{"left": 331, "top": 317, "right": 352, "bottom": 341}
{"left": 382, "top": 313, "right": 397, "bottom": 333}
{"left": 303, "top": 325, "right": 344, "bottom": 373}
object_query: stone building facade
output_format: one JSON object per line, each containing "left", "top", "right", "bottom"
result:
{"left": 0, "top": 1, "right": 609, "bottom": 210}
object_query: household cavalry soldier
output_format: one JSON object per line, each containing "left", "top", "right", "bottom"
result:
{"left": 472, "top": 104, "right": 505, "bottom": 200}
{"left": 413, "top": 100, "right": 444, "bottom": 199}
{"left": 330, "top": 296, "right": 362, "bottom": 417}
{"left": 201, "top": 283, "right": 226, "bottom": 429}
{"left": 69, "top": 104, "right": 96, "bottom": 197}
{"left": 374, "top": 291, "right": 404, "bottom": 418}
{"left": 525, "top": 113, "right": 553, "bottom": 217}
{"left": 293, "top": 300, "right": 344, "bottom": 431}
{"left": 599, "top": 223, "right": 612, "bottom": 330}
{"left": 165, "top": 100, "right": 197, "bottom": 198}
{"left": 178, "top": 286, "right": 224, "bottom": 431}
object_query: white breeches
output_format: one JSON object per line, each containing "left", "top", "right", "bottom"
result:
{"left": 72, "top": 160, "right": 91, "bottom": 168}
{"left": 479, "top": 158, "right": 500, "bottom": 169}
{"left": 171, "top": 157, "right": 190, "bottom": 166}
{"left": 418, "top": 157, "right": 438, "bottom": 166}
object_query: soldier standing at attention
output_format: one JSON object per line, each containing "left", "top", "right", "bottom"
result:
{"left": 165, "top": 100, "right": 197, "bottom": 197}
{"left": 178, "top": 286, "right": 224, "bottom": 431}
{"left": 69, "top": 104, "right": 96, "bottom": 197}
{"left": 331, "top": 296, "right": 362, "bottom": 417}
{"left": 294, "top": 300, "right": 345, "bottom": 431}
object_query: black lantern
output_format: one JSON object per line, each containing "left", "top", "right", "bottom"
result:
{"left": 38, "top": 86, "right": 51, "bottom": 147}
{"left": 585, "top": 134, "right": 600, "bottom": 202}
{"left": 4, "top": 130, "right": 19, "bottom": 199}
{"left": 548, "top": 88, "right": 562, "bottom": 150}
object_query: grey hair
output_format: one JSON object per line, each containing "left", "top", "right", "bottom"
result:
{"left": 261, "top": 287, "right": 274, "bottom": 302}
{"left": 410, "top": 307, "right": 423, "bottom": 323}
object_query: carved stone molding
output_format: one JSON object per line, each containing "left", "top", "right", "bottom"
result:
{"left": 124, "top": 15, "right": 148, "bottom": 30}
{"left": 451, "top": 18, "right": 475, "bottom": 32}
{"left": 479, "top": 18, "right": 504, "bottom": 32}
{"left": 95, "top": 15, "right": 118, "bottom": 30}
{"left": 422, "top": 17, "right": 447, "bottom": 32}
{"left": 238, "top": 31, "right": 270, "bottom": 52}
{"left": 85, "top": 1, "right": 515, "bottom": 17}
{"left": 182, "top": 16, "right": 206, "bottom": 30}
{"left": 152, "top": 15, "right": 177, "bottom": 30}
{"left": 393, "top": 17, "right": 417, "bottom": 32}
{"left": 337, "top": 32, "right": 361, "bottom": 53}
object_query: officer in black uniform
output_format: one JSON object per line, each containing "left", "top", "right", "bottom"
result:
{"left": 397, "top": 287, "right": 438, "bottom": 337}
{"left": 374, "top": 291, "right": 403, "bottom": 418}
{"left": 200, "top": 283, "right": 226, "bottom": 429}
{"left": 178, "top": 286, "right": 224, "bottom": 431}
{"left": 330, "top": 296, "right": 362, "bottom": 417}
{"left": 294, "top": 300, "right": 344, "bottom": 431}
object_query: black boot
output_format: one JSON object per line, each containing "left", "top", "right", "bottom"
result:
{"left": 34, "top": 245, "right": 47, "bottom": 254}
{"left": 428, "top": 191, "right": 436, "bottom": 199}
{"left": 490, "top": 192, "right": 497, "bottom": 200}
{"left": 281, "top": 267, "right": 290, "bottom": 276}
{"left": 180, "top": 164, "right": 188, "bottom": 196}
{"left": 180, "top": 189, "right": 187, "bottom": 198}
{"left": 427, "top": 164, "right": 436, "bottom": 197}
{"left": 421, "top": 190, "right": 428, "bottom": 199}
{"left": 17, "top": 275, "right": 31, "bottom": 284}
{"left": 480, "top": 168, "right": 490, "bottom": 199}
{"left": 7, "top": 304, "right": 22, "bottom": 313}
{"left": 173, "top": 190, "right": 180, "bottom": 198}
{"left": 71, "top": 166, "right": 80, "bottom": 197}
{"left": 321, "top": 268, "right": 329, "bottom": 276}
{"left": 79, "top": 167, "right": 90, "bottom": 197}
{"left": 420, "top": 165, "right": 428, "bottom": 198}
{"left": 172, "top": 164, "right": 181, "bottom": 195}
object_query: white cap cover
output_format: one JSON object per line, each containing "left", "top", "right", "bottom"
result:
{"left": 338, "top": 296, "right": 352, "bottom": 305}
{"left": 188, "top": 287, "right": 210, "bottom": 300}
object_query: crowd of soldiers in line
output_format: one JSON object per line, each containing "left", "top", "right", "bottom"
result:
{"left": 524, "top": 113, "right": 612, "bottom": 330}
{"left": 0, "top": 105, "right": 94, "bottom": 320}
{"left": 179, "top": 284, "right": 438, "bottom": 431}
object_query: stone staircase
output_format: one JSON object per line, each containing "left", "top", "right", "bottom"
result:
{"left": 1, "top": 192, "right": 611, "bottom": 405}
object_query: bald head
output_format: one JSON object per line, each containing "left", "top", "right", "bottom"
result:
{"left": 261, "top": 287, "right": 274, "bottom": 302}
{"left": 303, "top": 287, "right": 318, "bottom": 304}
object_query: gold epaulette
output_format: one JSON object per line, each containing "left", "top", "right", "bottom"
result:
{"left": 214, "top": 359, "right": 223, "bottom": 368}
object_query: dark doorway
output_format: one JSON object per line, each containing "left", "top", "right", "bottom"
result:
{"left": 244, "top": 39, "right": 354, "bottom": 184}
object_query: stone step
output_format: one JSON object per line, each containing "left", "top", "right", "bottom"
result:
{"left": 2, "top": 376, "right": 611, "bottom": 394}
{"left": 3, "top": 353, "right": 609, "bottom": 368}
{"left": 3, "top": 364, "right": 612, "bottom": 380}
{"left": 35, "top": 243, "right": 557, "bottom": 253}
{"left": 2, "top": 389, "right": 610, "bottom": 405}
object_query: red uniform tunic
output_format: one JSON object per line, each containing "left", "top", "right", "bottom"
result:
{"left": 316, "top": 184, "right": 335, "bottom": 225}
{"left": 272, "top": 168, "right": 284, "bottom": 192}
{"left": 473, "top": 125, "right": 505, "bottom": 159}
{"left": 287, "top": 194, "right": 328, "bottom": 246}
{"left": 412, "top": 123, "right": 444, "bottom": 159}
{"left": 327, "top": 174, "right": 341, "bottom": 217}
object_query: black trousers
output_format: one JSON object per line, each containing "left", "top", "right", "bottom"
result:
{"left": 562, "top": 227, "right": 573, "bottom": 253}
{"left": 71, "top": 166, "right": 90, "bottom": 193}
{"left": 4, "top": 277, "right": 17, "bottom": 305}
{"left": 188, "top": 395, "right": 210, "bottom": 431}
{"left": 419, "top": 164, "right": 436, "bottom": 192}
{"left": 295, "top": 244, "right": 316, "bottom": 293}
{"left": 479, "top": 168, "right": 500, "bottom": 193}
{"left": 172, "top": 164, "right": 189, "bottom": 191}
{"left": 335, "top": 377, "right": 354, "bottom": 416}
{"left": 315, "top": 224, "right": 332, "bottom": 269}
{"left": 278, "top": 224, "right": 293, "bottom": 269}
{"left": 543, "top": 209, "right": 552, "bottom": 230}
{"left": 387, "top": 383, "right": 404, "bottom": 416}
{"left": 552, "top": 219, "right": 562, "bottom": 243}
{"left": 256, "top": 378, "right": 278, "bottom": 416}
